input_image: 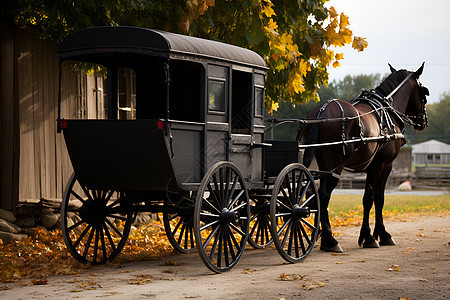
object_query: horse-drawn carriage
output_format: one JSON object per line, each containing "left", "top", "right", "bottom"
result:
{"left": 57, "top": 26, "right": 321, "bottom": 273}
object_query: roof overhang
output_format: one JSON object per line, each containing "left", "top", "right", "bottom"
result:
{"left": 57, "top": 26, "right": 267, "bottom": 70}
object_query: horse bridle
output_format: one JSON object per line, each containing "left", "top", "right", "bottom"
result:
{"left": 385, "top": 72, "right": 429, "bottom": 129}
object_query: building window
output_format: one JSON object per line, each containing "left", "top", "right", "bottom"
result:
{"left": 427, "top": 154, "right": 433, "bottom": 161}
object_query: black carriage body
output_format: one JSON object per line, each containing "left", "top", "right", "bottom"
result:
{"left": 57, "top": 26, "right": 268, "bottom": 194}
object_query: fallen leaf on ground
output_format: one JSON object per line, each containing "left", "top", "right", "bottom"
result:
{"left": 31, "top": 278, "right": 48, "bottom": 285}
{"left": 386, "top": 265, "right": 400, "bottom": 272}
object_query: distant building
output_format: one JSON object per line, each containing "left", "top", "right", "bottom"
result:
{"left": 411, "top": 140, "right": 450, "bottom": 165}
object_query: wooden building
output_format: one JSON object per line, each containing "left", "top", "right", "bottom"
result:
{"left": 0, "top": 25, "right": 111, "bottom": 211}
{"left": 412, "top": 139, "right": 450, "bottom": 165}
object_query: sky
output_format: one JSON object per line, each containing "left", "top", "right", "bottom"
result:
{"left": 326, "top": 0, "right": 450, "bottom": 103}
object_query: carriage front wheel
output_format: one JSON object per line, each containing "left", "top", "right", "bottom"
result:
{"left": 270, "top": 163, "right": 320, "bottom": 263}
{"left": 194, "top": 162, "right": 250, "bottom": 273}
{"left": 61, "top": 173, "right": 133, "bottom": 264}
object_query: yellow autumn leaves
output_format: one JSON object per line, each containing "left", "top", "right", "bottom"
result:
{"left": 260, "top": 2, "right": 367, "bottom": 113}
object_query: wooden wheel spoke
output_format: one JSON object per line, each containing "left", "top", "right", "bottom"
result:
{"left": 249, "top": 217, "right": 259, "bottom": 237}
{"left": 294, "top": 171, "right": 303, "bottom": 201}
{"left": 229, "top": 189, "right": 245, "bottom": 210}
{"left": 171, "top": 218, "right": 183, "bottom": 236}
{"left": 82, "top": 227, "right": 95, "bottom": 259}
{"left": 279, "top": 187, "right": 292, "bottom": 207}
{"left": 280, "top": 219, "right": 293, "bottom": 249}
{"left": 264, "top": 216, "right": 271, "bottom": 243}
{"left": 229, "top": 223, "right": 245, "bottom": 237}
{"left": 104, "top": 218, "right": 125, "bottom": 239}
{"left": 107, "top": 198, "right": 120, "bottom": 209}
{"left": 212, "top": 174, "right": 223, "bottom": 208}
{"left": 106, "top": 214, "right": 129, "bottom": 222}
{"left": 300, "top": 218, "right": 316, "bottom": 230}
{"left": 293, "top": 222, "right": 300, "bottom": 258}
{"left": 276, "top": 198, "right": 292, "bottom": 211}
{"left": 254, "top": 218, "right": 262, "bottom": 244}
{"left": 299, "top": 192, "right": 314, "bottom": 209}
{"left": 68, "top": 219, "right": 84, "bottom": 232}
{"left": 229, "top": 227, "right": 241, "bottom": 253}
{"left": 284, "top": 174, "right": 293, "bottom": 204}
{"left": 200, "top": 212, "right": 220, "bottom": 218}
{"left": 298, "top": 222, "right": 311, "bottom": 246}
{"left": 206, "top": 184, "right": 222, "bottom": 213}
{"left": 93, "top": 226, "right": 100, "bottom": 263}
{"left": 209, "top": 226, "right": 222, "bottom": 261}
{"left": 189, "top": 225, "right": 195, "bottom": 248}
{"left": 177, "top": 223, "right": 186, "bottom": 245}
{"left": 298, "top": 180, "right": 311, "bottom": 205}
{"left": 73, "top": 224, "right": 92, "bottom": 248}
{"left": 224, "top": 168, "right": 231, "bottom": 207}
{"left": 227, "top": 176, "right": 238, "bottom": 206}
{"left": 222, "top": 227, "right": 230, "bottom": 267}
{"left": 202, "top": 224, "right": 220, "bottom": 250}
{"left": 100, "top": 226, "right": 107, "bottom": 260}
{"left": 225, "top": 227, "right": 237, "bottom": 261}
{"left": 103, "top": 223, "right": 117, "bottom": 252}
{"left": 70, "top": 190, "right": 86, "bottom": 204}
{"left": 287, "top": 221, "right": 294, "bottom": 256}
{"left": 200, "top": 220, "right": 219, "bottom": 232}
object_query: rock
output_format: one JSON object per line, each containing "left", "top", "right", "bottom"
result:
{"left": 0, "top": 208, "right": 16, "bottom": 223}
{"left": 0, "top": 231, "right": 27, "bottom": 244}
{"left": 0, "top": 218, "right": 22, "bottom": 233}
{"left": 398, "top": 180, "right": 412, "bottom": 191}
{"left": 15, "top": 215, "right": 37, "bottom": 228}
{"left": 40, "top": 212, "right": 59, "bottom": 229}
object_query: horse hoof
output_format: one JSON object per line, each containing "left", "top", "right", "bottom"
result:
{"left": 363, "top": 239, "right": 380, "bottom": 248}
{"left": 320, "top": 243, "right": 344, "bottom": 253}
{"left": 380, "top": 237, "right": 396, "bottom": 246}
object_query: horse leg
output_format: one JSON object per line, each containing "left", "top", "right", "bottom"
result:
{"left": 358, "top": 167, "right": 381, "bottom": 248}
{"left": 319, "top": 174, "right": 343, "bottom": 253}
{"left": 373, "top": 163, "right": 396, "bottom": 246}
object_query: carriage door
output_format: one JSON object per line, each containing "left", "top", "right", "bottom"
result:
{"left": 206, "top": 65, "right": 229, "bottom": 171}
{"left": 230, "top": 69, "right": 253, "bottom": 181}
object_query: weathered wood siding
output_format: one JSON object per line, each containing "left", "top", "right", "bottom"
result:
{"left": 15, "top": 28, "right": 78, "bottom": 205}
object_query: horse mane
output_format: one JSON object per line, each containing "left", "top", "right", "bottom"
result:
{"left": 374, "top": 69, "right": 409, "bottom": 97}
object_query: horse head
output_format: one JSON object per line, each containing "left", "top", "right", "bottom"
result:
{"left": 387, "top": 63, "right": 429, "bottom": 130}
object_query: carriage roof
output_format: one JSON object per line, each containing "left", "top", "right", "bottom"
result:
{"left": 57, "top": 26, "right": 267, "bottom": 69}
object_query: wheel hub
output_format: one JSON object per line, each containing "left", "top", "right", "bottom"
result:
{"left": 79, "top": 199, "right": 106, "bottom": 224}
{"left": 220, "top": 208, "right": 240, "bottom": 224}
{"left": 292, "top": 204, "right": 310, "bottom": 219}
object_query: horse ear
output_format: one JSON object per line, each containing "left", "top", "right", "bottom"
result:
{"left": 388, "top": 63, "right": 396, "bottom": 73}
{"left": 414, "top": 62, "right": 425, "bottom": 78}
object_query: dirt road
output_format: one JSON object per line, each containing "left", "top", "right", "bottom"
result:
{"left": 2, "top": 215, "right": 449, "bottom": 299}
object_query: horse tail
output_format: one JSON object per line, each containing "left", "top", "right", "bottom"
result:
{"left": 302, "top": 123, "right": 319, "bottom": 168}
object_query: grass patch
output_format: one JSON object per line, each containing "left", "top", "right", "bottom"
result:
{"left": 327, "top": 194, "right": 449, "bottom": 227}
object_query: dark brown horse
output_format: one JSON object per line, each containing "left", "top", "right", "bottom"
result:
{"left": 302, "top": 63, "right": 429, "bottom": 252}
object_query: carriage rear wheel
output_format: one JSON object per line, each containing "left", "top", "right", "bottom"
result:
{"left": 248, "top": 194, "right": 273, "bottom": 249}
{"left": 163, "top": 193, "right": 196, "bottom": 253}
{"left": 194, "top": 162, "right": 250, "bottom": 273}
{"left": 61, "top": 173, "right": 132, "bottom": 265}
{"left": 270, "top": 164, "right": 320, "bottom": 263}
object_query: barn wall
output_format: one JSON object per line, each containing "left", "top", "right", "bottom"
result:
{"left": 0, "top": 23, "right": 20, "bottom": 210}
{"left": 15, "top": 28, "right": 78, "bottom": 205}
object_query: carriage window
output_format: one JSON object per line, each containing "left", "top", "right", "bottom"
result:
{"left": 208, "top": 79, "right": 226, "bottom": 112}
{"left": 231, "top": 70, "right": 252, "bottom": 134}
{"left": 118, "top": 68, "right": 136, "bottom": 119}
{"left": 255, "top": 86, "right": 264, "bottom": 117}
